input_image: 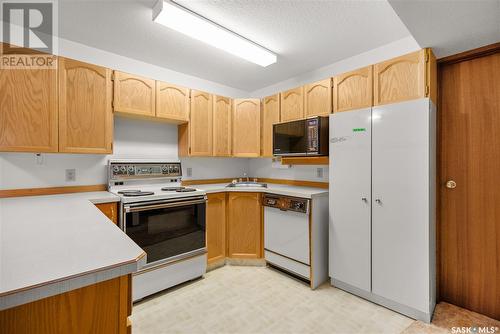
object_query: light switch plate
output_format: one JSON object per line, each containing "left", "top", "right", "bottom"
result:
{"left": 316, "top": 168, "right": 324, "bottom": 178}
{"left": 186, "top": 167, "right": 192, "bottom": 177}
{"left": 65, "top": 169, "right": 76, "bottom": 182}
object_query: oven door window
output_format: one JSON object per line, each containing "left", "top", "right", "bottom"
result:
{"left": 273, "top": 120, "right": 307, "bottom": 155}
{"left": 125, "top": 202, "right": 206, "bottom": 265}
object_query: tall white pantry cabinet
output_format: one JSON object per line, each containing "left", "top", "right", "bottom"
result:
{"left": 328, "top": 98, "right": 436, "bottom": 322}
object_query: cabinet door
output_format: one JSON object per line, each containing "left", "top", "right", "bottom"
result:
{"left": 280, "top": 87, "right": 304, "bottom": 122}
{"left": 190, "top": 90, "right": 213, "bottom": 156}
{"left": 329, "top": 108, "right": 372, "bottom": 292}
{"left": 113, "top": 71, "right": 155, "bottom": 117}
{"left": 232, "top": 99, "right": 260, "bottom": 157}
{"left": 0, "top": 63, "right": 58, "bottom": 152}
{"left": 156, "top": 82, "right": 189, "bottom": 123}
{"left": 95, "top": 202, "right": 118, "bottom": 225}
{"left": 212, "top": 96, "right": 232, "bottom": 156}
{"left": 206, "top": 193, "right": 226, "bottom": 264}
{"left": 371, "top": 99, "right": 431, "bottom": 313}
{"left": 305, "top": 79, "right": 332, "bottom": 117}
{"left": 373, "top": 50, "right": 426, "bottom": 106}
{"left": 333, "top": 66, "right": 373, "bottom": 113}
{"left": 261, "top": 94, "right": 280, "bottom": 157}
{"left": 59, "top": 58, "right": 113, "bottom": 154}
{"left": 227, "top": 192, "right": 262, "bottom": 259}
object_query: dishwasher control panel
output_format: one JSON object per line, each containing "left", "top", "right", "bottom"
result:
{"left": 263, "top": 194, "right": 309, "bottom": 214}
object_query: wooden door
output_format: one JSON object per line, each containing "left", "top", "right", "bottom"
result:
{"left": 0, "top": 63, "right": 58, "bottom": 152}
{"left": 206, "top": 193, "right": 226, "bottom": 264}
{"left": 280, "top": 87, "right": 304, "bottom": 122}
{"left": 304, "top": 79, "right": 332, "bottom": 117}
{"left": 113, "top": 71, "right": 155, "bottom": 117}
{"left": 58, "top": 58, "right": 113, "bottom": 154}
{"left": 261, "top": 94, "right": 280, "bottom": 157}
{"left": 156, "top": 82, "right": 189, "bottom": 123}
{"left": 212, "top": 95, "right": 232, "bottom": 156}
{"left": 333, "top": 66, "right": 373, "bottom": 112}
{"left": 438, "top": 51, "right": 500, "bottom": 320}
{"left": 232, "top": 99, "right": 261, "bottom": 157}
{"left": 227, "top": 192, "right": 262, "bottom": 259}
{"left": 189, "top": 90, "right": 213, "bottom": 156}
{"left": 374, "top": 49, "right": 427, "bottom": 106}
{"left": 95, "top": 202, "right": 118, "bottom": 225}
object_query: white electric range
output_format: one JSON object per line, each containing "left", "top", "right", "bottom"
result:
{"left": 108, "top": 160, "right": 207, "bottom": 301}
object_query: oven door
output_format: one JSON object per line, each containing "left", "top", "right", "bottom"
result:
{"left": 123, "top": 196, "right": 206, "bottom": 269}
{"left": 273, "top": 119, "right": 307, "bottom": 156}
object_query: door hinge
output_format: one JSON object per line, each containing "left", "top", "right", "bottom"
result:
{"left": 425, "top": 85, "right": 430, "bottom": 96}
{"left": 425, "top": 50, "right": 429, "bottom": 63}
{"left": 111, "top": 99, "right": 114, "bottom": 109}
{"left": 111, "top": 71, "right": 115, "bottom": 81}
{"left": 188, "top": 147, "right": 191, "bottom": 155}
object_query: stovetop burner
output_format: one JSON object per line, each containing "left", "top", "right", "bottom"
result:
{"left": 117, "top": 190, "right": 155, "bottom": 197}
{"left": 161, "top": 186, "right": 197, "bottom": 193}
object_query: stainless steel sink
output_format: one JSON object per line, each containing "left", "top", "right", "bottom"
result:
{"left": 226, "top": 181, "right": 268, "bottom": 188}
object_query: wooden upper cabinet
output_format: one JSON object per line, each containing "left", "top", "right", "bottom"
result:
{"left": 227, "top": 192, "right": 262, "bottom": 259}
{"left": 0, "top": 61, "right": 58, "bottom": 152}
{"left": 156, "top": 82, "right": 189, "bottom": 123}
{"left": 58, "top": 58, "right": 113, "bottom": 154}
{"left": 374, "top": 49, "right": 436, "bottom": 106}
{"left": 333, "top": 66, "right": 373, "bottom": 113}
{"left": 113, "top": 71, "right": 155, "bottom": 117}
{"left": 206, "top": 193, "right": 226, "bottom": 264}
{"left": 304, "top": 79, "right": 332, "bottom": 117}
{"left": 189, "top": 90, "right": 213, "bottom": 156}
{"left": 212, "top": 95, "right": 232, "bottom": 156}
{"left": 261, "top": 94, "right": 280, "bottom": 157}
{"left": 232, "top": 99, "right": 261, "bottom": 157}
{"left": 280, "top": 87, "right": 304, "bottom": 122}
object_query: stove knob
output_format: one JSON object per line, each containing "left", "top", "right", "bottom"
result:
{"left": 120, "top": 166, "right": 126, "bottom": 172}
{"left": 162, "top": 166, "right": 168, "bottom": 173}
{"left": 128, "top": 166, "right": 134, "bottom": 173}
{"left": 113, "top": 166, "right": 119, "bottom": 173}
{"left": 169, "top": 166, "right": 174, "bottom": 173}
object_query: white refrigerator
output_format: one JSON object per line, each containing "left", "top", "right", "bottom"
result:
{"left": 329, "top": 98, "right": 436, "bottom": 322}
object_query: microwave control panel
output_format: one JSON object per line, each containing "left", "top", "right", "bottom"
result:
{"left": 307, "top": 118, "right": 319, "bottom": 152}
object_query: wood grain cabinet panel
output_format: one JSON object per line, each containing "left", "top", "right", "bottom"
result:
{"left": 261, "top": 94, "right": 280, "bottom": 157}
{"left": 95, "top": 202, "right": 118, "bottom": 225}
{"left": 58, "top": 58, "right": 113, "bottom": 153}
{"left": 280, "top": 87, "right": 304, "bottom": 122}
{"left": 156, "top": 82, "right": 189, "bottom": 123}
{"left": 227, "top": 192, "right": 262, "bottom": 259}
{"left": 305, "top": 79, "right": 332, "bottom": 117}
{"left": 333, "top": 66, "right": 373, "bottom": 112}
{"left": 232, "top": 99, "right": 261, "bottom": 157}
{"left": 206, "top": 193, "right": 226, "bottom": 264}
{"left": 113, "top": 71, "right": 155, "bottom": 117}
{"left": 0, "top": 59, "right": 58, "bottom": 152}
{"left": 212, "top": 95, "right": 232, "bottom": 156}
{"left": 189, "top": 90, "right": 213, "bottom": 156}
{"left": 0, "top": 275, "right": 131, "bottom": 334}
{"left": 374, "top": 49, "right": 436, "bottom": 106}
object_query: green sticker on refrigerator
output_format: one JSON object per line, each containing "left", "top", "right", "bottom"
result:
{"left": 352, "top": 128, "right": 366, "bottom": 132}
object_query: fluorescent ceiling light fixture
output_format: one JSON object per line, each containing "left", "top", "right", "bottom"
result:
{"left": 153, "top": 0, "right": 277, "bottom": 67}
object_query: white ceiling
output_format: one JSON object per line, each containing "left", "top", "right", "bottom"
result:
{"left": 388, "top": 0, "right": 500, "bottom": 58}
{"left": 58, "top": 0, "right": 411, "bottom": 91}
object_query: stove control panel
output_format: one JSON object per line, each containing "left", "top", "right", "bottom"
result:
{"left": 109, "top": 162, "right": 181, "bottom": 180}
{"left": 262, "top": 194, "right": 309, "bottom": 214}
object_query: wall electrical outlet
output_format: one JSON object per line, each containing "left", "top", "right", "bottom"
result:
{"left": 186, "top": 167, "right": 193, "bottom": 177}
{"left": 65, "top": 169, "right": 76, "bottom": 182}
{"left": 316, "top": 168, "right": 324, "bottom": 178}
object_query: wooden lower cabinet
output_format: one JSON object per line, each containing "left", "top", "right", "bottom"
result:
{"left": 227, "top": 192, "right": 263, "bottom": 259}
{"left": 0, "top": 275, "right": 132, "bottom": 334}
{"left": 206, "top": 193, "right": 226, "bottom": 264}
{"left": 95, "top": 202, "right": 118, "bottom": 224}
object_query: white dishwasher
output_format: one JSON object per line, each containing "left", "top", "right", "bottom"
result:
{"left": 263, "top": 194, "right": 311, "bottom": 280}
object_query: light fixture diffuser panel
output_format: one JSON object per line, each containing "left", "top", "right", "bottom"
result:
{"left": 153, "top": 0, "right": 277, "bottom": 67}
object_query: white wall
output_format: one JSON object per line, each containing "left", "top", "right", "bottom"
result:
{"left": 249, "top": 159, "right": 328, "bottom": 183}
{"left": 250, "top": 36, "right": 420, "bottom": 97}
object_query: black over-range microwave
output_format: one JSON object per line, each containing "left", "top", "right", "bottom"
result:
{"left": 273, "top": 116, "right": 329, "bottom": 156}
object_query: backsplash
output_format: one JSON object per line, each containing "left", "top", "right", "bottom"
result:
{"left": 248, "top": 158, "right": 329, "bottom": 183}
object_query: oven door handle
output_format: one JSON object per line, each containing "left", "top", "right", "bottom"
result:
{"left": 124, "top": 198, "right": 206, "bottom": 213}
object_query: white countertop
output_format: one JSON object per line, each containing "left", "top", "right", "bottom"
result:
{"left": 0, "top": 191, "right": 145, "bottom": 310}
{"left": 191, "top": 183, "right": 328, "bottom": 199}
